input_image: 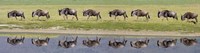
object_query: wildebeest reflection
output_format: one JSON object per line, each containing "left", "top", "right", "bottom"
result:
{"left": 180, "top": 38, "right": 197, "bottom": 46}
{"left": 157, "top": 39, "right": 177, "bottom": 48}
{"left": 108, "top": 38, "right": 127, "bottom": 48}
{"left": 82, "top": 37, "right": 101, "bottom": 47}
{"left": 109, "top": 9, "right": 128, "bottom": 20}
{"left": 83, "top": 9, "right": 102, "bottom": 20}
{"left": 58, "top": 8, "right": 78, "bottom": 20}
{"left": 32, "top": 9, "right": 50, "bottom": 20}
{"left": 7, "top": 10, "right": 25, "bottom": 20}
{"left": 158, "top": 10, "right": 178, "bottom": 20}
{"left": 32, "top": 37, "right": 50, "bottom": 47}
{"left": 58, "top": 36, "right": 78, "bottom": 48}
{"left": 7, "top": 36, "right": 25, "bottom": 45}
{"left": 181, "top": 12, "right": 198, "bottom": 24}
{"left": 130, "top": 38, "right": 149, "bottom": 48}
{"left": 131, "top": 9, "right": 150, "bottom": 20}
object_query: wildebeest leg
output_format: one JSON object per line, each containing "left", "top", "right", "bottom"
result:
{"left": 38, "top": 16, "right": 40, "bottom": 20}
{"left": 195, "top": 18, "right": 198, "bottom": 22}
{"left": 162, "top": 18, "right": 164, "bottom": 21}
{"left": 115, "top": 16, "right": 117, "bottom": 20}
{"left": 166, "top": 17, "right": 169, "bottom": 21}
{"left": 66, "top": 15, "right": 68, "bottom": 20}
{"left": 96, "top": 16, "right": 99, "bottom": 20}
{"left": 75, "top": 15, "right": 78, "bottom": 20}
{"left": 62, "top": 16, "right": 66, "bottom": 20}
{"left": 20, "top": 17, "right": 23, "bottom": 21}
{"left": 146, "top": 16, "right": 149, "bottom": 21}
{"left": 15, "top": 17, "right": 17, "bottom": 20}
{"left": 87, "top": 16, "right": 90, "bottom": 20}
{"left": 123, "top": 15, "right": 126, "bottom": 21}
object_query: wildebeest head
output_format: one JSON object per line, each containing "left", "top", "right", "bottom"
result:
{"left": 83, "top": 10, "right": 88, "bottom": 16}
{"left": 46, "top": 12, "right": 50, "bottom": 19}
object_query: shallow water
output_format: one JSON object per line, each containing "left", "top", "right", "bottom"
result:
{"left": 1, "top": 35, "right": 200, "bottom": 53}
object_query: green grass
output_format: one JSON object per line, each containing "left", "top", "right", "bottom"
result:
{"left": 0, "top": 5, "right": 200, "bottom": 32}
{"left": 0, "top": 0, "right": 199, "bottom": 5}
{"left": 0, "top": 33, "right": 58, "bottom": 38}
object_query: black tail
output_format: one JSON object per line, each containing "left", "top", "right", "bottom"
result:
{"left": 32, "top": 12, "right": 35, "bottom": 17}
{"left": 7, "top": 13, "right": 10, "bottom": 18}
{"left": 131, "top": 11, "right": 134, "bottom": 16}
{"left": 158, "top": 11, "right": 160, "bottom": 18}
{"left": 157, "top": 40, "right": 160, "bottom": 47}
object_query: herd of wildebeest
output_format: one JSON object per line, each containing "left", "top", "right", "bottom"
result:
{"left": 7, "top": 36, "right": 198, "bottom": 49}
{"left": 7, "top": 8, "right": 198, "bottom": 24}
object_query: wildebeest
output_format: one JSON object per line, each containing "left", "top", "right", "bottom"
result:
{"left": 158, "top": 10, "right": 178, "bottom": 20}
{"left": 130, "top": 38, "right": 149, "bottom": 48}
{"left": 58, "top": 36, "right": 78, "bottom": 48}
{"left": 131, "top": 9, "right": 150, "bottom": 20}
{"left": 7, "top": 36, "right": 25, "bottom": 45}
{"left": 109, "top": 9, "right": 128, "bottom": 20}
{"left": 157, "top": 39, "right": 177, "bottom": 48}
{"left": 7, "top": 10, "right": 25, "bottom": 20}
{"left": 108, "top": 38, "right": 127, "bottom": 48}
{"left": 180, "top": 38, "right": 197, "bottom": 46}
{"left": 83, "top": 9, "right": 101, "bottom": 20}
{"left": 82, "top": 37, "right": 101, "bottom": 47}
{"left": 32, "top": 9, "right": 50, "bottom": 20}
{"left": 32, "top": 37, "right": 50, "bottom": 47}
{"left": 58, "top": 8, "right": 78, "bottom": 20}
{"left": 181, "top": 12, "right": 198, "bottom": 24}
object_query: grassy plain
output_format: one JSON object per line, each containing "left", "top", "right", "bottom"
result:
{"left": 0, "top": 0, "right": 200, "bottom": 33}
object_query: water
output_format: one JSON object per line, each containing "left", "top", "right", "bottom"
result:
{"left": 0, "top": 35, "right": 200, "bottom": 53}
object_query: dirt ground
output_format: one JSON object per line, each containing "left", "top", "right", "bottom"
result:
{"left": 0, "top": 29, "right": 199, "bottom": 37}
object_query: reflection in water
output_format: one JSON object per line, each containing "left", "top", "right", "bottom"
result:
{"left": 7, "top": 36, "right": 25, "bottom": 45}
{"left": 0, "top": 35, "right": 200, "bottom": 53}
{"left": 83, "top": 37, "right": 101, "bottom": 47}
{"left": 130, "top": 38, "right": 149, "bottom": 48}
{"left": 58, "top": 36, "right": 78, "bottom": 48}
{"left": 108, "top": 38, "right": 127, "bottom": 48}
{"left": 180, "top": 38, "right": 198, "bottom": 46}
{"left": 31, "top": 37, "right": 50, "bottom": 47}
{"left": 157, "top": 39, "right": 177, "bottom": 48}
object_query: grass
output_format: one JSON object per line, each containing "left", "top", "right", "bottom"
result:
{"left": 0, "top": 0, "right": 200, "bottom": 33}
{"left": 0, "top": 0, "right": 199, "bottom": 5}
{"left": 0, "top": 33, "right": 58, "bottom": 38}
{"left": 0, "top": 5, "right": 200, "bottom": 32}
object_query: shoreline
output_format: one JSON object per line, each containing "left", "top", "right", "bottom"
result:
{"left": 0, "top": 29, "right": 199, "bottom": 37}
